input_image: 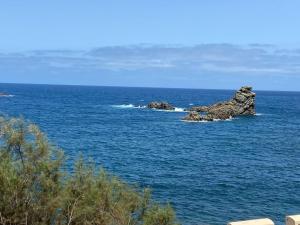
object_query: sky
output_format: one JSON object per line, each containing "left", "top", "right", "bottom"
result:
{"left": 1, "top": 0, "right": 300, "bottom": 91}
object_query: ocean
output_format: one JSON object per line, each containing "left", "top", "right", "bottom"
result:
{"left": 0, "top": 83, "right": 299, "bottom": 225}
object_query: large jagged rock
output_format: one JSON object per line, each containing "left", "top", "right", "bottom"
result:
{"left": 184, "top": 86, "right": 255, "bottom": 121}
{"left": 231, "top": 86, "right": 255, "bottom": 115}
{"left": 147, "top": 101, "right": 175, "bottom": 110}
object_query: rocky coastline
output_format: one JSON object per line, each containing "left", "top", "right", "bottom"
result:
{"left": 183, "top": 86, "right": 256, "bottom": 121}
{"left": 147, "top": 86, "right": 256, "bottom": 122}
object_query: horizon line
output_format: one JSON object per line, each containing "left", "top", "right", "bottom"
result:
{"left": 1, "top": 82, "right": 299, "bottom": 93}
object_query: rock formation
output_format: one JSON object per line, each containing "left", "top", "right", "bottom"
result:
{"left": 147, "top": 102, "right": 175, "bottom": 110}
{"left": 183, "top": 86, "right": 256, "bottom": 121}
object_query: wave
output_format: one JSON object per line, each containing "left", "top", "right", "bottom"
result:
{"left": 182, "top": 119, "right": 209, "bottom": 123}
{"left": 112, "top": 104, "right": 146, "bottom": 109}
{"left": 213, "top": 116, "right": 233, "bottom": 122}
{"left": 152, "top": 107, "right": 186, "bottom": 113}
{"left": 174, "top": 107, "right": 185, "bottom": 112}
{"left": 113, "top": 104, "right": 186, "bottom": 112}
{"left": 255, "top": 113, "right": 264, "bottom": 116}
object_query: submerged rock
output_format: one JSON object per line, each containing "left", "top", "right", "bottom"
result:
{"left": 147, "top": 102, "right": 175, "bottom": 110}
{"left": 184, "top": 86, "right": 256, "bottom": 121}
{"left": 0, "top": 92, "right": 9, "bottom": 97}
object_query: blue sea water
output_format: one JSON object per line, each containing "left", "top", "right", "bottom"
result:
{"left": 0, "top": 83, "right": 299, "bottom": 225}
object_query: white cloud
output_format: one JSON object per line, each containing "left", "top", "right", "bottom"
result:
{"left": 1, "top": 44, "right": 300, "bottom": 75}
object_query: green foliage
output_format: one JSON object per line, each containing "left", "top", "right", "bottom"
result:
{"left": 0, "top": 117, "right": 179, "bottom": 225}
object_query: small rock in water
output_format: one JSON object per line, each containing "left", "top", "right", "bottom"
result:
{"left": 0, "top": 92, "right": 9, "bottom": 97}
{"left": 147, "top": 101, "right": 175, "bottom": 110}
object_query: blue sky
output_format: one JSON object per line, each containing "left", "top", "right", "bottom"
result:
{"left": 1, "top": 1, "right": 300, "bottom": 90}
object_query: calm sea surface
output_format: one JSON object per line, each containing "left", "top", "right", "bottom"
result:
{"left": 0, "top": 83, "right": 299, "bottom": 225}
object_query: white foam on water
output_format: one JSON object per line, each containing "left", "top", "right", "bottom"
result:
{"left": 112, "top": 104, "right": 134, "bottom": 108}
{"left": 136, "top": 105, "right": 147, "bottom": 108}
{"left": 182, "top": 116, "right": 234, "bottom": 123}
{"left": 112, "top": 104, "right": 146, "bottom": 109}
{"left": 113, "top": 104, "right": 185, "bottom": 111}
{"left": 181, "top": 119, "right": 209, "bottom": 123}
{"left": 189, "top": 103, "right": 194, "bottom": 106}
{"left": 152, "top": 107, "right": 186, "bottom": 113}
{"left": 174, "top": 107, "right": 185, "bottom": 112}
{"left": 255, "top": 113, "right": 264, "bottom": 116}
{"left": 214, "top": 116, "right": 234, "bottom": 122}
